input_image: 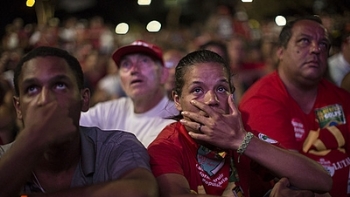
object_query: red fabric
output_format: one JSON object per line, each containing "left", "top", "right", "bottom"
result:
{"left": 239, "top": 71, "right": 350, "bottom": 197}
{"left": 240, "top": 62, "right": 266, "bottom": 71}
{"left": 148, "top": 122, "right": 252, "bottom": 196}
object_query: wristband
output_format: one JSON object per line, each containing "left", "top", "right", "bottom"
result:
{"left": 237, "top": 132, "right": 253, "bottom": 162}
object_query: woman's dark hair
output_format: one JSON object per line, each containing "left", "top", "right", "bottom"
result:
{"left": 200, "top": 40, "right": 229, "bottom": 62}
{"left": 13, "top": 46, "right": 85, "bottom": 96}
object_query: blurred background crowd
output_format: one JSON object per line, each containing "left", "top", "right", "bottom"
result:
{"left": 0, "top": 0, "right": 350, "bottom": 145}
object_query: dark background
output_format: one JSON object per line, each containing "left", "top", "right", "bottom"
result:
{"left": 1, "top": 0, "right": 350, "bottom": 38}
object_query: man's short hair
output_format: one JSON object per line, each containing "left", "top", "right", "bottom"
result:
{"left": 278, "top": 15, "right": 323, "bottom": 48}
{"left": 13, "top": 46, "right": 84, "bottom": 96}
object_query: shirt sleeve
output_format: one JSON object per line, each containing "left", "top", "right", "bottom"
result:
{"left": 148, "top": 140, "right": 184, "bottom": 178}
{"left": 239, "top": 94, "right": 299, "bottom": 150}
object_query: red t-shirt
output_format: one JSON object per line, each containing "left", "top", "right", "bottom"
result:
{"left": 148, "top": 122, "right": 266, "bottom": 196}
{"left": 239, "top": 71, "right": 350, "bottom": 197}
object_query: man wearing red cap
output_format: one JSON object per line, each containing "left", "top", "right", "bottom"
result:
{"left": 80, "top": 40, "right": 178, "bottom": 147}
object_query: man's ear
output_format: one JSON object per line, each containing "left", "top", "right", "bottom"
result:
{"left": 277, "top": 46, "right": 284, "bottom": 61}
{"left": 172, "top": 91, "right": 182, "bottom": 112}
{"left": 12, "top": 96, "right": 22, "bottom": 120}
{"left": 81, "top": 88, "right": 90, "bottom": 112}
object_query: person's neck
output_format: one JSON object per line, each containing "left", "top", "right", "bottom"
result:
{"left": 278, "top": 70, "right": 318, "bottom": 114}
{"left": 132, "top": 90, "right": 165, "bottom": 114}
{"left": 32, "top": 135, "right": 81, "bottom": 192}
{"left": 39, "top": 134, "right": 81, "bottom": 172}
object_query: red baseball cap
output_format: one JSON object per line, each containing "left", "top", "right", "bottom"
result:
{"left": 112, "top": 40, "right": 164, "bottom": 67}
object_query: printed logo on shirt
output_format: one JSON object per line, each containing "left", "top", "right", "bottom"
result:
{"left": 258, "top": 133, "right": 278, "bottom": 144}
{"left": 332, "top": 157, "right": 350, "bottom": 171}
{"left": 197, "top": 146, "right": 226, "bottom": 176}
{"left": 315, "top": 104, "right": 346, "bottom": 129}
{"left": 291, "top": 118, "right": 305, "bottom": 141}
{"left": 303, "top": 127, "right": 346, "bottom": 156}
{"left": 196, "top": 146, "right": 238, "bottom": 194}
{"left": 196, "top": 164, "right": 228, "bottom": 188}
{"left": 318, "top": 158, "right": 335, "bottom": 177}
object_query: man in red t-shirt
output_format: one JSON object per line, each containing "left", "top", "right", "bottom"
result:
{"left": 240, "top": 16, "right": 350, "bottom": 197}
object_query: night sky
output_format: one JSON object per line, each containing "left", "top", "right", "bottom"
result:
{"left": 1, "top": 0, "right": 350, "bottom": 39}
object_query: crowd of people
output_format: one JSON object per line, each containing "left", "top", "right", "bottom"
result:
{"left": 0, "top": 5, "right": 350, "bottom": 197}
